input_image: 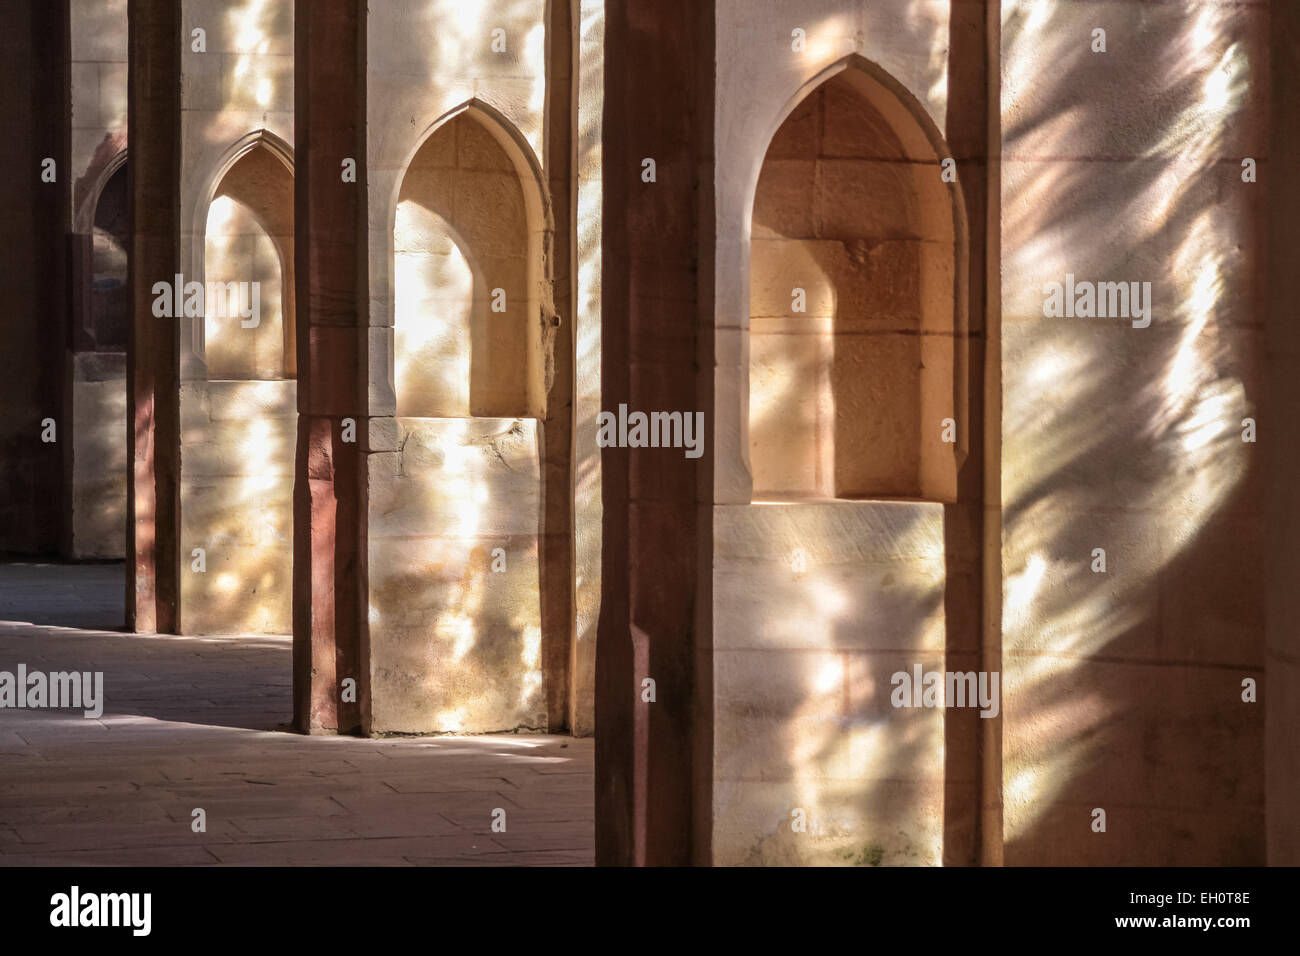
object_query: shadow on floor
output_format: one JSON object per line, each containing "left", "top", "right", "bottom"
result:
{"left": 0, "top": 561, "right": 287, "bottom": 732}
{"left": 0, "top": 561, "right": 125, "bottom": 630}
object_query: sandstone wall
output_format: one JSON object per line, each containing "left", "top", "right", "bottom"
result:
{"left": 713, "top": 501, "right": 949, "bottom": 865}
{"left": 712, "top": 0, "right": 960, "bottom": 865}
{"left": 70, "top": 352, "right": 128, "bottom": 559}
{"left": 749, "top": 74, "right": 957, "bottom": 501}
{"left": 180, "top": 380, "right": 296, "bottom": 634}
{"left": 999, "top": 0, "right": 1266, "bottom": 864}
{"left": 179, "top": 0, "right": 294, "bottom": 380}
{"left": 368, "top": 418, "right": 544, "bottom": 733}
{"left": 573, "top": 0, "right": 605, "bottom": 738}
{"left": 365, "top": 0, "right": 593, "bottom": 732}
{"left": 71, "top": 0, "right": 127, "bottom": 233}
{"left": 178, "top": 0, "right": 296, "bottom": 635}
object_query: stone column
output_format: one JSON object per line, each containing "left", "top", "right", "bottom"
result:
{"left": 944, "top": 0, "right": 999, "bottom": 867}
{"left": 126, "top": 0, "right": 181, "bottom": 634}
{"left": 40, "top": 1, "right": 73, "bottom": 560}
{"left": 292, "top": 0, "right": 368, "bottom": 734}
{"left": 1264, "top": 0, "right": 1300, "bottom": 865}
{"left": 595, "top": 0, "right": 715, "bottom": 866}
{"left": 542, "top": 0, "right": 578, "bottom": 735}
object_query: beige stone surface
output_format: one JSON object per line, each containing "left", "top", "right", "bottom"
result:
{"left": 170, "top": 10, "right": 299, "bottom": 640}
{"left": 569, "top": 0, "right": 604, "bottom": 736}
{"left": 747, "top": 75, "right": 957, "bottom": 502}
{"left": 368, "top": 418, "right": 544, "bottom": 734}
{"left": 713, "top": 5, "right": 967, "bottom": 864}
{"left": 713, "top": 0, "right": 955, "bottom": 504}
{"left": 179, "top": 381, "right": 296, "bottom": 635}
{"left": 749, "top": 318, "right": 832, "bottom": 496}
{"left": 395, "top": 115, "right": 534, "bottom": 419}
{"left": 178, "top": 0, "right": 295, "bottom": 381}
{"left": 70, "top": 0, "right": 127, "bottom": 227}
{"left": 712, "top": 777, "right": 943, "bottom": 867}
{"left": 712, "top": 500, "right": 947, "bottom": 865}
{"left": 203, "top": 142, "right": 295, "bottom": 381}
{"left": 750, "top": 236, "right": 951, "bottom": 327}
{"left": 1000, "top": 0, "right": 1268, "bottom": 864}
{"left": 203, "top": 213, "right": 287, "bottom": 381}
{"left": 363, "top": 0, "right": 599, "bottom": 735}
{"left": 71, "top": 354, "right": 128, "bottom": 559}
{"left": 1002, "top": 658, "right": 1263, "bottom": 865}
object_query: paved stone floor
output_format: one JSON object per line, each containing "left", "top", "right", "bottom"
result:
{"left": 0, "top": 562, "right": 594, "bottom": 866}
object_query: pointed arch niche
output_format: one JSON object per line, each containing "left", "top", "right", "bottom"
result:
{"left": 748, "top": 67, "right": 964, "bottom": 501}
{"left": 178, "top": 131, "right": 297, "bottom": 636}
{"left": 203, "top": 142, "right": 296, "bottom": 381}
{"left": 710, "top": 56, "right": 973, "bottom": 867}
{"left": 393, "top": 109, "right": 545, "bottom": 418}
{"left": 367, "top": 102, "right": 556, "bottom": 734}
{"left": 70, "top": 154, "right": 130, "bottom": 559}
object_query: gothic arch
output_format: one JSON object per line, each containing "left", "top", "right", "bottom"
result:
{"left": 731, "top": 53, "right": 971, "bottom": 501}
{"left": 185, "top": 129, "right": 296, "bottom": 378}
{"left": 74, "top": 147, "right": 129, "bottom": 236}
{"left": 384, "top": 99, "right": 555, "bottom": 417}
{"left": 68, "top": 149, "right": 131, "bottom": 559}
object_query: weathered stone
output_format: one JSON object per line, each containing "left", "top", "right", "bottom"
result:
{"left": 368, "top": 418, "right": 543, "bottom": 734}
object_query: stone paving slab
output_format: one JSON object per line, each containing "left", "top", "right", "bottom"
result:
{"left": 0, "top": 563, "right": 594, "bottom": 866}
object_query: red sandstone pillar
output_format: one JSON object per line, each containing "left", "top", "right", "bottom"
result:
{"left": 126, "top": 0, "right": 181, "bottom": 634}
{"left": 0, "top": 3, "right": 58, "bottom": 555}
{"left": 541, "top": 0, "right": 578, "bottom": 735}
{"left": 595, "top": 0, "right": 715, "bottom": 866}
{"left": 1264, "top": 0, "right": 1300, "bottom": 865}
{"left": 943, "top": 0, "right": 999, "bottom": 867}
{"left": 292, "top": 0, "right": 368, "bottom": 734}
{"left": 34, "top": 0, "right": 72, "bottom": 561}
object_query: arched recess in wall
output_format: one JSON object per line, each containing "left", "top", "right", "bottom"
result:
{"left": 390, "top": 101, "right": 551, "bottom": 418}
{"left": 70, "top": 152, "right": 130, "bottom": 560}
{"left": 369, "top": 100, "right": 557, "bottom": 734}
{"left": 711, "top": 55, "right": 977, "bottom": 867}
{"left": 746, "top": 58, "right": 968, "bottom": 501}
{"left": 178, "top": 130, "right": 298, "bottom": 636}
{"left": 197, "top": 131, "right": 297, "bottom": 381}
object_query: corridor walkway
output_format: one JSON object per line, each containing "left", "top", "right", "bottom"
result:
{"left": 0, "top": 564, "right": 593, "bottom": 866}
